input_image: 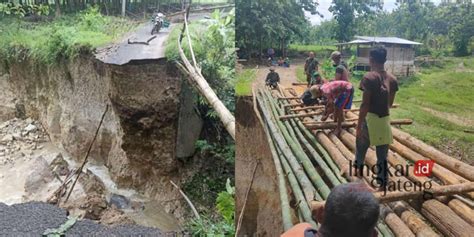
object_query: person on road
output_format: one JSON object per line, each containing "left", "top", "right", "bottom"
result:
{"left": 354, "top": 46, "right": 399, "bottom": 190}
{"left": 309, "top": 80, "right": 354, "bottom": 136}
{"left": 265, "top": 67, "right": 280, "bottom": 89}
{"left": 281, "top": 183, "right": 380, "bottom": 237}
{"left": 304, "top": 52, "right": 319, "bottom": 87}
{"left": 331, "top": 51, "right": 349, "bottom": 81}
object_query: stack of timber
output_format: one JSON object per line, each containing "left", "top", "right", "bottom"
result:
{"left": 256, "top": 85, "right": 474, "bottom": 237}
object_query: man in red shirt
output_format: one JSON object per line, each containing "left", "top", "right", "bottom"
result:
{"left": 310, "top": 80, "right": 354, "bottom": 135}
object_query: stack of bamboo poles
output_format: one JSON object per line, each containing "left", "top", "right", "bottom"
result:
{"left": 256, "top": 85, "right": 474, "bottom": 237}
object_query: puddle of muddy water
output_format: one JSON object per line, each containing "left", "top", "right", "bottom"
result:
{"left": 86, "top": 164, "right": 181, "bottom": 231}
{"left": 0, "top": 118, "right": 180, "bottom": 232}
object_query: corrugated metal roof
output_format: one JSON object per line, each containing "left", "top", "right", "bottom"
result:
{"left": 336, "top": 36, "right": 422, "bottom": 45}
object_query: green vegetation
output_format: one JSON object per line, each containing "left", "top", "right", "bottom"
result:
{"left": 236, "top": 0, "right": 318, "bottom": 58}
{"left": 296, "top": 65, "right": 306, "bottom": 83}
{"left": 304, "top": 1, "right": 473, "bottom": 56}
{"left": 390, "top": 57, "right": 474, "bottom": 162}
{"left": 0, "top": 6, "right": 139, "bottom": 65}
{"left": 166, "top": 9, "right": 236, "bottom": 235}
{"left": 289, "top": 44, "right": 337, "bottom": 53}
{"left": 235, "top": 68, "right": 257, "bottom": 96}
{"left": 187, "top": 179, "right": 235, "bottom": 236}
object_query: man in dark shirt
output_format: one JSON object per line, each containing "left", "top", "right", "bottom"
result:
{"left": 304, "top": 52, "right": 319, "bottom": 87}
{"left": 331, "top": 51, "right": 349, "bottom": 81}
{"left": 265, "top": 67, "right": 280, "bottom": 89}
{"left": 355, "top": 46, "right": 399, "bottom": 189}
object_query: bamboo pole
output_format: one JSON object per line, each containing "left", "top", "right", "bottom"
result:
{"left": 289, "top": 105, "right": 324, "bottom": 112}
{"left": 279, "top": 111, "right": 324, "bottom": 120}
{"left": 391, "top": 127, "right": 474, "bottom": 181}
{"left": 306, "top": 119, "right": 412, "bottom": 129}
{"left": 263, "top": 91, "right": 330, "bottom": 199}
{"left": 263, "top": 119, "right": 295, "bottom": 231}
{"left": 421, "top": 199, "right": 474, "bottom": 237}
{"left": 277, "top": 88, "right": 394, "bottom": 236}
{"left": 256, "top": 94, "right": 318, "bottom": 203}
{"left": 372, "top": 182, "right": 474, "bottom": 203}
{"left": 177, "top": 8, "right": 235, "bottom": 139}
{"left": 283, "top": 103, "right": 305, "bottom": 108}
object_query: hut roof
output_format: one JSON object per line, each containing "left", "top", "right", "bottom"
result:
{"left": 337, "top": 36, "right": 422, "bottom": 45}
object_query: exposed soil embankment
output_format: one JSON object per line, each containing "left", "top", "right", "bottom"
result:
{"left": 235, "top": 96, "right": 283, "bottom": 236}
{"left": 0, "top": 54, "right": 202, "bottom": 226}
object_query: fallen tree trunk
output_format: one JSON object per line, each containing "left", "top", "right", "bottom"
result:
{"left": 421, "top": 199, "right": 474, "bottom": 237}
{"left": 448, "top": 199, "right": 474, "bottom": 225}
{"left": 389, "top": 202, "right": 440, "bottom": 237}
{"left": 391, "top": 127, "right": 474, "bottom": 181}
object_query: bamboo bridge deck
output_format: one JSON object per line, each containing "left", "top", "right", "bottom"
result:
{"left": 254, "top": 84, "right": 474, "bottom": 237}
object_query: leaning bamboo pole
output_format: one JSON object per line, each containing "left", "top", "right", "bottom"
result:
{"left": 177, "top": 7, "right": 235, "bottom": 139}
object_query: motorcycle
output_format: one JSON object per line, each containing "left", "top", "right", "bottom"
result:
{"left": 151, "top": 13, "right": 164, "bottom": 35}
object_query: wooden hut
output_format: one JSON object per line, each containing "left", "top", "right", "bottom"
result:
{"left": 338, "top": 36, "right": 422, "bottom": 76}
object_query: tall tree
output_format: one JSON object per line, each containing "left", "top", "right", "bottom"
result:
{"left": 329, "top": 0, "right": 381, "bottom": 42}
{"left": 236, "top": 0, "right": 319, "bottom": 58}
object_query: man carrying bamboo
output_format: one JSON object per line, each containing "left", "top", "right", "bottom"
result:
{"left": 304, "top": 52, "right": 319, "bottom": 87}
{"left": 354, "top": 46, "right": 399, "bottom": 190}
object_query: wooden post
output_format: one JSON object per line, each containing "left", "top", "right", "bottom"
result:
{"left": 305, "top": 119, "right": 412, "bottom": 129}
{"left": 392, "top": 127, "right": 474, "bottom": 181}
{"left": 422, "top": 199, "right": 474, "bottom": 237}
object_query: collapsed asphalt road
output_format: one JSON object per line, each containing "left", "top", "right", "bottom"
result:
{"left": 0, "top": 202, "right": 170, "bottom": 236}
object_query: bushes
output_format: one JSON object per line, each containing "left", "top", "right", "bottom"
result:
{"left": 0, "top": 6, "right": 139, "bottom": 65}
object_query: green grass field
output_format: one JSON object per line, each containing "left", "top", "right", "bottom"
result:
{"left": 347, "top": 57, "right": 474, "bottom": 162}
{"left": 0, "top": 10, "right": 139, "bottom": 64}
{"left": 235, "top": 68, "right": 257, "bottom": 96}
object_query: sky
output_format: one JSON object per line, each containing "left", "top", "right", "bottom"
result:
{"left": 305, "top": 0, "right": 442, "bottom": 25}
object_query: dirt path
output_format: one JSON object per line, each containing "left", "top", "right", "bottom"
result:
{"left": 253, "top": 62, "right": 306, "bottom": 95}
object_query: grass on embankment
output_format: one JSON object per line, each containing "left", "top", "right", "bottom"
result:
{"left": 347, "top": 57, "right": 474, "bottom": 162}
{"left": 235, "top": 68, "right": 257, "bottom": 96}
{"left": 0, "top": 8, "right": 139, "bottom": 65}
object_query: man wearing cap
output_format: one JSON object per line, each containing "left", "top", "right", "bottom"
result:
{"left": 265, "top": 67, "right": 280, "bottom": 89}
{"left": 310, "top": 80, "right": 354, "bottom": 135}
{"left": 355, "top": 46, "right": 398, "bottom": 190}
{"left": 331, "top": 51, "right": 349, "bottom": 81}
{"left": 304, "top": 52, "right": 319, "bottom": 87}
